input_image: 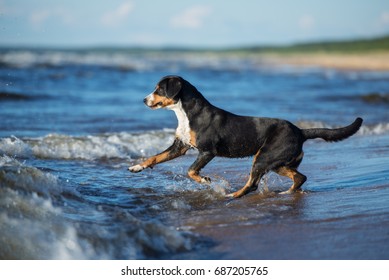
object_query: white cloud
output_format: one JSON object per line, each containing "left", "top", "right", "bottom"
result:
{"left": 101, "top": 1, "right": 134, "bottom": 27}
{"left": 30, "top": 8, "right": 74, "bottom": 28}
{"left": 298, "top": 15, "right": 315, "bottom": 31}
{"left": 170, "top": 5, "right": 212, "bottom": 29}
{"left": 380, "top": 11, "right": 389, "bottom": 25}
{"left": 30, "top": 10, "right": 50, "bottom": 26}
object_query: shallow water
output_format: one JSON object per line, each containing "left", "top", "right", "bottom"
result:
{"left": 0, "top": 49, "right": 388, "bottom": 259}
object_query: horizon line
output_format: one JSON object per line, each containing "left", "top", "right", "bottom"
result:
{"left": 0, "top": 33, "right": 388, "bottom": 52}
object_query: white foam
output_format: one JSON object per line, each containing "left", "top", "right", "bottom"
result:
{"left": 0, "top": 200, "right": 94, "bottom": 259}
{"left": 0, "top": 131, "right": 175, "bottom": 161}
{"left": 0, "top": 50, "right": 151, "bottom": 71}
{"left": 358, "top": 122, "right": 389, "bottom": 135}
{"left": 0, "top": 49, "right": 271, "bottom": 72}
{"left": 0, "top": 136, "right": 32, "bottom": 158}
{"left": 30, "top": 134, "right": 126, "bottom": 160}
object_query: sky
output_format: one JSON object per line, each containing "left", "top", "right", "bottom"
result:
{"left": 1, "top": 0, "right": 389, "bottom": 48}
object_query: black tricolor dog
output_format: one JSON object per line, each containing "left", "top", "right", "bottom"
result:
{"left": 129, "top": 76, "right": 363, "bottom": 198}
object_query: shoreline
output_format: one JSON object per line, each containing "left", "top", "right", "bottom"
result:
{"left": 2, "top": 46, "right": 389, "bottom": 71}
{"left": 261, "top": 52, "right": 389, "bottom": 71}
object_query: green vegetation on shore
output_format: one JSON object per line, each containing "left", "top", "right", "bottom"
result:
{"left": 238, "top": 35, "right": 389, "bottom": 54}
{"left": 92, "top": 34, "right": 389, "bottom": 55}
{"left": 1, "top": 35, "right": 389, "bottom": 55}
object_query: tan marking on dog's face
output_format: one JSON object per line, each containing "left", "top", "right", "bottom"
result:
{"left": 144, "top": 92, "right": 176, "bottom": 109}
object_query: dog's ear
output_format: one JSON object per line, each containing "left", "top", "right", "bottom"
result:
{"left": 164, "top": 77, "right": 182, "bottom": 99}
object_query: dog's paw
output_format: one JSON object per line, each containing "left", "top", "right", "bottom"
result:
{"left": 225, "top": 191, "right": 240, "bottom": 199}
{"left": 225, "top": 193, "right": 235, "bottom": 199}
{"left": 128, "top": 164, "right": 145, "bottom": 173}
{"left": 279, "top": 189, "right": 304, "bottom": 195}
{"left": 279, "top": 190, "right": 292, "bottom": 195}
{"left": 201, "top": 176, "right": 211, "bottom": 184}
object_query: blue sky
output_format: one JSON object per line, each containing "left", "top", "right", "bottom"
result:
{"left": 1, "top": 0, "right": 389, "bottom": 48}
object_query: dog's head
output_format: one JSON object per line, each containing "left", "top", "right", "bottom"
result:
{"left": 144, "top": 76, "right": 183, "bottom": 110}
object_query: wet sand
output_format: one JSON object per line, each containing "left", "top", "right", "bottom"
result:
{"left": 184, "top": 186, "right": 389, "bottom": 260}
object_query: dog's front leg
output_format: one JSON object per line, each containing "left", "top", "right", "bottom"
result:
{"left": 129, "top": 138, "right": 190, "bottom": 173}
{"left": 188, "top": 151, "right": 215, "bottom": 183}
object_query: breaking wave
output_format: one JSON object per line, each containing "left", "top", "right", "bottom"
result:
{"left": 0, "top": 155, "right": 193, "bottom": 259}
{"left": 1, "top": 122, "right": 388, "bottom": 162}
{"left": 0, "top": 49, "right": 270, "bottom": 72}
{"left": 0, "top": 155, "right": 84, "bottom": 259}
{"left": 0, "top": 130, "right": 175, "bottom": 161}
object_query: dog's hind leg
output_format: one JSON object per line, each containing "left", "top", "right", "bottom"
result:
{"left": 227, "top": 150, "right": 268, "bottom": 198}
{"left": 188, "top": 151, "right": 215, "bottom": 184}
{"left": 228, "top": 163, "right": 266, "bottom": 198}
{"left": 276, "top": 166, "right": 307, "bottom": 194}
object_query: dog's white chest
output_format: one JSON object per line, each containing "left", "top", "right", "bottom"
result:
{"left": 168, "top": 101, "right": 193, "bottom": 147}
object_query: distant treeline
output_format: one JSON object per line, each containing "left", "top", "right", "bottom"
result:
{"left": 2, "top": 35, "right": 389, "bottom": 54}
{"left": 239, "top": 35, "right": 389, "bottom": 54}
{"left": 114, "top": 34, "right": 389, "bottom": 54}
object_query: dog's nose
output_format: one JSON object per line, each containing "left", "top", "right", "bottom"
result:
{"left": 143, "top": 98, "right": 147, "bottom": 104}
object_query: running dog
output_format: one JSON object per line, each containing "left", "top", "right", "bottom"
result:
{"left": 129, "top": 75, "right": 363, "bottom": 198}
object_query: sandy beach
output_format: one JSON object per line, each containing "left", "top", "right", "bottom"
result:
{"left": 264, "top": 52, "right": 389, "bottom": 71}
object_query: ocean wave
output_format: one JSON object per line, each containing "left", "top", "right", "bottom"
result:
{"left": 0, "top": 49, "right": 267, "bottom": 72}
{"left": 0, "top": 155, "right": 85, "bottom": 259}
{"left": 0, "top": 50, "right": 149, "bottom": 70}
{"left": 0, "top": 91, "right": 48, "bottom": 101}
{"left": 0, "top": 155, "right": 61, "bottom": 197}
{"left": 0, "top": 131, "right": 175, "bottom": 160}
{"left": 1, "top": 123, "right": 388, "bottom": 162}
{"left": 357, "top": 122, "right": 389, "bottom": 135}
{"left": 0, "top": 155, "right": 193, "bottom": 259}
{"left": 4, "top": 49, "right": 389, "bottom": 76}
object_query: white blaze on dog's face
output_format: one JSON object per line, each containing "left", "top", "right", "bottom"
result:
{"left": 143, "top": 76, "right": 182, "bottom": 110}
{"left": 144, "top": 86, "right": 176, "bottom": 109}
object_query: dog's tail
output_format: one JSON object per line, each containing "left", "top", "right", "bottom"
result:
{"left": 302, "top": 117, "right": 363, "bottom": 142}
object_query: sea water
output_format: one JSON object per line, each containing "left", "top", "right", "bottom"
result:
{"left": 0, "top": 49, "right": 388, "bottom": 259}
